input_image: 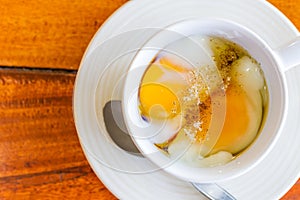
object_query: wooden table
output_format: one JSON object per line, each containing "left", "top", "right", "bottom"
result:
{"left": 0, "top": 0, "right": 299, "bottom": 199}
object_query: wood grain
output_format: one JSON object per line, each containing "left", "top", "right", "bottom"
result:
{"left": 0, "top": 0, "right": 298, "bottom": 70}
{"left": 1, "top": 70, "right": 299, "bottom": 198}
{"left": 0, "top": 0, "right": 299, "bottom": 199}
{"left": 0, "top": 69, "right": 116, "bottom": 199}
{"left": 0, "top": 0, "right": 127, "bottom": 70}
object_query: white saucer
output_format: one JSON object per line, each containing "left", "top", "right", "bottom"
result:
{"left": 73, "top": 0, "right": 300, "bottom": 199}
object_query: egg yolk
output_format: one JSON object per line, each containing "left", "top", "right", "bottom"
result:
{"left": 198, "top": 86, "right": 250, "bottom": 154}
{"left": 139, "top": 56, "right": 190, "bottom": 120}
{"left": 212, "top": 87, "right": 251, "bottom": 154}
{"left": 139, "top": 83, "right": 181, "bottom": 119}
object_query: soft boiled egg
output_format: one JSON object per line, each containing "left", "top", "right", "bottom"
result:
{"left": 138, "top": 52, "right": 192, "bottom": 144}
{"left": 168, "top": 55, "right": 265, "bottom": 167}
{"left": 138, "top": 35, "right": 267, "bottom": 168}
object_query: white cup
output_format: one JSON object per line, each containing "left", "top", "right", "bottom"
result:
{"left": 122, "top": 19, "right": 300, "bottom": 183}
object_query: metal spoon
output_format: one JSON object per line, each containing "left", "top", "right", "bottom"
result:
{"left": 103, "top": 100, "right": 236, "bottom": 200}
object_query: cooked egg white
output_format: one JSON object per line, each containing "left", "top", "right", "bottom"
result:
{"left": 168, "top": 129, "right": 233, "bottom": 167}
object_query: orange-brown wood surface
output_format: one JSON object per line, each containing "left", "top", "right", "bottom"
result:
{"left": 0, "top": 0, "right": 299, "bottom": 199}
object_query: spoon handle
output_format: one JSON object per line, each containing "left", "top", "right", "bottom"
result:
{"left": 191, "top": 182, "right": 236, "bottom": 200}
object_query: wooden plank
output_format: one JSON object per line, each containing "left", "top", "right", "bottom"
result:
{"left": 0, "top": 0, "right": 127, "bottom": 70}
{"left": 0, "top": 165, "right": 115, "bottom": 200}
{"left": 0, "top": 67, "right": 298, "bottom": 198}
{"left": 0, "top": 68, "right": 78, "bottom": 177}
{"left": 0, "top": 0, "right": 299, "bottom": 70}
{"left": 0, "top": 68, "right": 115, "bottom": 199}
